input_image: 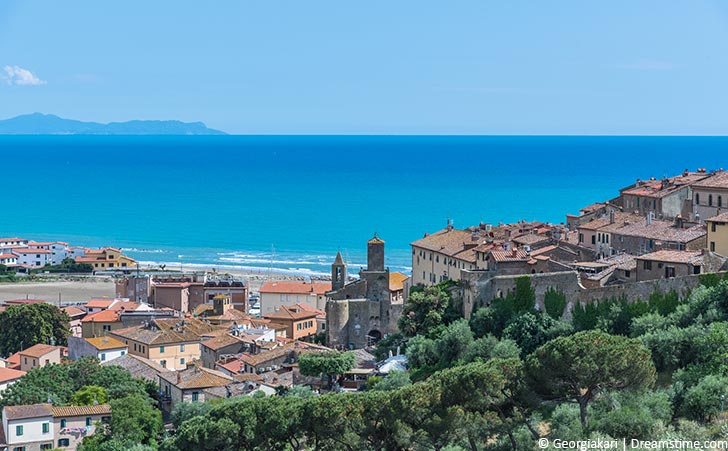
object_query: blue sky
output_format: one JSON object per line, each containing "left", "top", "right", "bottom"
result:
{"left": 1, "top": 1, "right": 728, "bottom": 134}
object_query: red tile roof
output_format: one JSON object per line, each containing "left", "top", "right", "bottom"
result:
{"left": 636, "top": 250, "right": 704, "bottom": 264}
{"left": 389, "top": 272, "right": 408, "bottom": 292}
{"left": 85, "top": 336, "right": 127, "bottom": 350}
{"left": 19, "top": 344, "right": 60, "bottom": 358}
{"left": 0, "top": 367, "right": 26, "bottom": 383}
{"left": 81, "top": 309, "right": 121, "bottom": 323}
{"left": 3, "top": 404, "right": 52, "bottom": 420}
{"left": 52, "top": 404, "right": 111, "bottom": 417}
{"left": 259, "top": 281, "right": 331, "bottom": 295}
{"left": 85, "top": 299, "right": 115, "bottom": 309}
{"left": 693, "top": 170, "right": 728, "bottom": 189}
{"left": 13, "top": 248, "right": 51, "bottom": 254}
{"left": 264, "top": 305, "right": 318, "bottom": 321}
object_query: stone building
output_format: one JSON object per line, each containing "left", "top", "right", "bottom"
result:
{"left": 707, "top": 212, "right": 728, "bottom": 255}
{"left": 692, "top": 170, "right": 728, "bottom": 220}
{"left": 325, "top": 235, "right": 404, "bottom": 349}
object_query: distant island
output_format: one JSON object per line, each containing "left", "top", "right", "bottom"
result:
{"left": 0, "top": 113, "right": 226, "bottom": 135}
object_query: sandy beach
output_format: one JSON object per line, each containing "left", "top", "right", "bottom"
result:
{"left": 0, "top": 265, "right": 331, "bottom": 305}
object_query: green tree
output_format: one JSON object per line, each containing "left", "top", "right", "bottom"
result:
{"left": 398, "top": 284, "right": 452, "bottom": 337}
{"left": 508, "top": 276, "right": 536, "bottom": 314}
{"left": 435, "top": 319, "right": 473, "bottom": 367}
{"left": 0, "top": 303, "right": 70, "bottom": 356}
{"left": 405, "top": 335, "right": 438, "bottom": 369}
{"left": 680, "top": 375, "right": 728, "bottom": 422}
{"left": 527, "top": 330, "right": 656, "bottom": 428}
{"left": 108, "top": 394, "right": 163, "bottom": 445}
{"left": 544, "top": 287, "right": 567, "bottom": 320}
{"left": 170, "top": 416, "right": 240, "bottom": 451}
{"left": 371, "top": 370, "right": 411, "bottom": 391}
{"left": 72, "top": 385, "right": 109, "bottom": 406}
{"left": 503, "top": 312, "right": 572, "bottom": 356}
{"left": 171, "top": 401, "right": 214, "bottom": 429}
{"left": 590, "top": 390, "right": 672, "bottom": 440}
{"left": 298, "top": 351, "right": 355, "bottom": 388}
{"left": 649, "top": 289, "right": 680, "bottom": 316}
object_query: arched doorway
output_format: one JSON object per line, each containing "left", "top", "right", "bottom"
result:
{"left": 366, "top": 330, "right": 383, "bottom": 346}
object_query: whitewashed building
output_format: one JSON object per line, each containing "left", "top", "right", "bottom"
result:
{"left": 12, "top": 248, "right": 52, "bottom": 267}
{"left": 27, "top": 242, "right": 69, "bottom": 265}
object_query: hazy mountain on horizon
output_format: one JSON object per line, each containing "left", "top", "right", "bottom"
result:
{"left": 0, "top": 113, "right": 226, "bottom": 135}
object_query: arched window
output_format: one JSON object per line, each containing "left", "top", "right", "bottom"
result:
{"left": 696, "top": 194, "right": 700, "bottom": 205}
{"left": 719, "top": 196, "right": 723, "bottom": 207}
{"left": 709, "top": 194, "right": 713, "bottom": 206}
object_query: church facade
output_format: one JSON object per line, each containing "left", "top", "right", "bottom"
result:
{"left": 325, "top": 235, "right": 404, "bottom": 349}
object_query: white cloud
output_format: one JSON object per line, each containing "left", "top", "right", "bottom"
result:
{"left": 2, "top": 65, "right": 46, "bottom": 86}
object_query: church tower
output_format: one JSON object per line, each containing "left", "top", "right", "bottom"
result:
{"left": 331, "top": 251, "right": 347, "bottom": 291}
{"left": 367, "top": 234, "right": 385, "bottom": 272}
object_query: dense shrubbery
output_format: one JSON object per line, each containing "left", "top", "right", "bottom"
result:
{"left": 60, "top": 277, "right": 728, "bottom": 450}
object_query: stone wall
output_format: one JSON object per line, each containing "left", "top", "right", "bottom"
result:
{"left": 461, "top": 268, "right": 722, "bottom": 320}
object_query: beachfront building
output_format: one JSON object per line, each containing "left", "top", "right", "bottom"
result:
{"left": 26, "top": 242, "right": 69, "bottom": 266}
{"left": 75, "top": 247, "right": 136, "bottom": 270}
{"left": 0, "top": 253, "right": 18, "bottom": 267}
{"left": 110, "top": 318, "right": 222, "bottom": 370}
{"left": 0, "top": 238, "right": 28, "bottom": 248}
{"left": 68, "top": 336, "right": 128, "bottom": 363}
{"left": 618, "top": 171, "right": 709, "bottom": 219}
{"left": 12, "top": 247, "right": 52, "bottom": 267}
{"left": 18, "top": 344, "right": 63, "bottom": 372}
{"left": 0, "top": 403, "right": 111, "bottom": 451}
{"left": 258, "top": 280, "right": 331, "bottom": 315}
{"left": 692, "top": 170, "right": 728, "bottom": 220}
{"left": 707, "top": 212, "right": 728, "bottom": 256}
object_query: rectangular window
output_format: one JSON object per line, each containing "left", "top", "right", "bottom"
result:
{"left": 694, "top": 266, "right": 701, "bottom": 275}
{"left": 591, "top": 235, "right": 596, "bottom": 245}
{"left": 192, "top": 391, "right": 199, "bottom": 401}
{"left": 180, "top": 358, "right": 185, "bottom": 365}
{"left": 121, "top": 351, "right": 125, "bottom": 356}
{"left": 42, "top": 422, "right": 50, "bottom": 434}
{"left": 666, "top": 266, "right": 676, "bottom": 278}
{"left": 180, "top": 344, "right": 185, "bottom": 352}
{"left": 160, "top": 360, "right": 167, "bottom": 368}
{"left": 160, "top": 346, "right": 165, "bottom": 353}
{"left": 100, "top": 353, "right": 106, "bottom": 361}
{"left": 643, "top": 261, "right": 652, "bottom": 270}
{"left": 86, "top": 417, "right": 92, "bottom": 427}
{"left": 102, "top": 324, "right": 111, "bottom": 332}
{"left": 712, "top": 223, "right": 717, "bottom": 232}
{"left": 58, "top": 439, "right": 70, "bottom": 447}
{"left": 61, "top": 419, "right": 67, "bottom": 428}
{"left": 41, "top": 445, "right": 52, "bottom": 450}
{"left": 711, "top": 241, "right": 716, "bottom": 252}
{"left": 625, "top": 270, "right": 631, "bottom": 278}
{"left": 16, "top": 425, "right": 23, "bottom": 436}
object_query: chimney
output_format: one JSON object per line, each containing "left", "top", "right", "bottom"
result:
{"left": 609, "top": 209, "right": 615, "bottom": 224}
{"left": 177, "top": 372, "right": 182, "bottom": 384}
{"left": 512, "top": 249, "right": 518, "bottom": 258}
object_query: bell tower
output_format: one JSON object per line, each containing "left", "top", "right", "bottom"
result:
{"left": 331, "top": 251, "right": 347, "bottom": 291}
{"left": 367, "top": 234, "right": 385, "bottom": 272}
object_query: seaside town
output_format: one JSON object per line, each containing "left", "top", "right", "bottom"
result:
{"left": 2, "top": 167, "right": 728, "bottom": 451}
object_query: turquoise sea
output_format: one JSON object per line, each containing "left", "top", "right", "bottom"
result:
{"left": 2, "top": 135, "right": 727, "bottom": 276}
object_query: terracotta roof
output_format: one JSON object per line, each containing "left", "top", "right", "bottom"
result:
{"left": 19, "top": 344, "right": 60, "bottom": 358}
{"left": 489, "top": 249, "right": 531, "bottom": 262}
{"left": 239, "top": 341, "right": 329, "bottom": 367}
{"left": 0, "top": 238, "right": 27, "bottom": 242}
{"left": 389, "top": 272, "right": 408, "bottom": 292}
{"left": 580, "top": 203, "right": 607, "bottom": 214}
{"left": 264, "top": 306, "right": 318, "bottom": 321}
{"left": 512, "top": 234, "right": 549, "bottom": 246}
{"left": 13, "top": 248, "right": 51, "bottom": 254}
{"left": 636, "top": 250, "right": 704, "bottom": 264}
{"left": 0, "top": 367, "right": 26, "bottom": 383}
{"left": 201, "top": 334, "right": 244, "bottom": 351}
{"left": 85, "top": 299, "right": 115, "bottom": 309}
{"left": 81, "top": 309, "right": 121, "bottom": 323}
{"left": 111, "top": 318, "right": 222, "bottom": 346}
{"left": 621, "top": 172, "right": 709, "bottom": 199}
{"left": 602, "top": 221, "right": 706, "bottom": 243}
{"left": 3, "top": 404, "right": 52, "bottom": 420}
{"left": 5, "top": 352, "right": 21, "bottom": 369}
{"left": 159, "top": 365, "right": 232, "bottom": 389}
{"left": 52, "top": 404, "right": 111, "bottom": 417}
{"left": 707, "top": 212, "right": 728, "bottom": 223}
{"left": 259, "top": 280, "right": 332, "bottom": 295}
{"left": 61, "top": 306, "right": 86, "bottom": 317}
{"left": 0, "top": 253, "right": 17, "bottom": 259}
{"left": 85, "top": 336, "right": 127, "bottom": 351}
{"left": 218, "top": 358, "right": 246, "bottom": 374}
{"left": 290, "top": 303, "right": 325, "bottom": 319}
{"left": 693, "top": 171, "right": 728, "bottom": 189}
{"left": 101, "top": 353, "right": 168, "bottom": 382}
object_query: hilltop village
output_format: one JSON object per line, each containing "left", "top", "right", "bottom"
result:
{"left": 1, "top": 168, "right": 728, "bottom": 450}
